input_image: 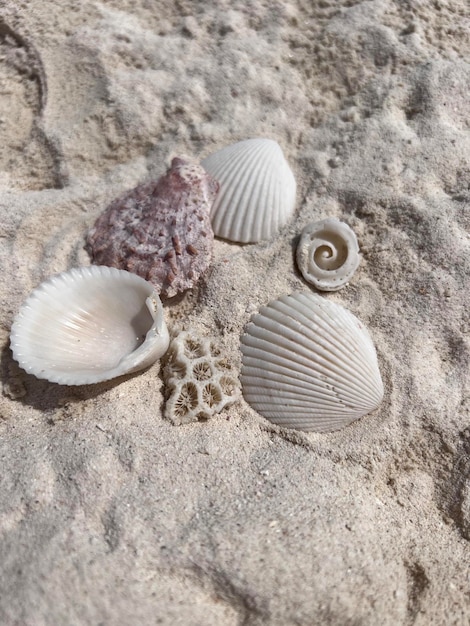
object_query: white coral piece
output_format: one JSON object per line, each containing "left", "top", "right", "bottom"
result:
{"left": 163, "top": 331, "right": 239, "bottom": 424}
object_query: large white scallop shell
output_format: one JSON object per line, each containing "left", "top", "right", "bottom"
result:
{"left": 296, "top": 218, "right": 360, "bottom": 291}
{"left": 10, "top": 266, "right": 170, "bottom": 385}
{"left": 201, "top": 138, "right": 296, "bottom": 243}
{"left": 240, "top": 292, "right": 383, "bottom": 432}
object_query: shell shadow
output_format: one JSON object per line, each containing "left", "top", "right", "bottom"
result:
{"left": 1, "top": 342, "right": 146, "bottom": 412}
{"left": 290, "top": 231, "right": 310, "bottom": 289}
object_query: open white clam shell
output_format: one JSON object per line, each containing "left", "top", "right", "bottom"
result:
{"left": 296, "top": 218, "right": 361, "bottom": 292}
{"left": 10, "top": 266, "right": 170, "bottom": 385}
{"left": 202, "top": 138, "right": 296, "bottom": 243}
{"left": 240, "top": 292, "right": 384, "bottom": 432}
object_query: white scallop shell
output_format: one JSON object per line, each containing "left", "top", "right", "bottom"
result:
{"left": 201, "top": 138, "right": 296, "bottom": 243}
{"left": 240, "top": 292, "right": 383, "bottom": 432}
{"left": 10, "top": 266, "right": 170, "bottom": 385}
{"left": 296, "top": 218, "right": 360, "bottom": 291}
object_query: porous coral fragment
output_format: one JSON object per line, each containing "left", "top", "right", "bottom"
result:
{"left": 174, "top": 381, "right": 199, "bottom": 419}
{"left": 163, "top": 331, "right": 239, "bottom": 425}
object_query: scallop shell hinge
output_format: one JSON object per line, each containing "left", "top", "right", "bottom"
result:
{"left": 296, "top": 218, "right": 360, "bottom": 292}
{"left": 240, "top": 292, "right": 383, "bottom": 432}
{"left": 10, "top": 266, "right": 169, "bottom": 385}
{"left": 201, "top": 138, "right": 296, "bottom": 243}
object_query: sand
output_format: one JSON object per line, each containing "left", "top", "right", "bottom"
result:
{"left": 0, "top": 1, "right": 469, "bottom": 624}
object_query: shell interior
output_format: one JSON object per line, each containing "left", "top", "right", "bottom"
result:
{"left": 240, "top": 292, "right": 384, "bottom": 432}
{"left": 10, "top": 266, "right": 169, "bottom": 385}
{"left": 202, "top": 138, "right": 296, "bottom": 243}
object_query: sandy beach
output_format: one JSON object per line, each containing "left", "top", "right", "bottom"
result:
{"left": 1, "top": 1, "right": 469, "bottom": 624}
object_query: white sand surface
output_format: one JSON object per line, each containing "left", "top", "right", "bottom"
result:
{"left": 0, "top": 1, "right": 469, "bottom": 624}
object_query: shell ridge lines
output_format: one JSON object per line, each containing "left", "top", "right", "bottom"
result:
{"left": 241, "top": 358, "right": 374, "bottom": 406}
{"left": 249, "top": 150, "right": 277, "bottom": 242}
{"left": 248, "top": 402, "right": 360, "bottom": 416}
{"left": 240, "top": 292, "right": 384, "bottom": 431}
{"left": 247, "top": 301, "right": 379, "bottom": 397}
{"left": 292, "top": 308, "right": 378, "bottom": 383}
{"left": 273, "top": 294, "right": 380, "bottom": 377}
{"left": 241, "top": 375, "right": 357, "bottom": 409}
{"left": 242, "top": 331, "right": 376, "bottom": 406}
{"left": 206, "top": 142, "right": 255, "bottom": 234}
{"left": 202, "top": 138, "right": 296, "bottom": 243}
{"left": 216, "top": 140, "right": 268, "bottom": 241}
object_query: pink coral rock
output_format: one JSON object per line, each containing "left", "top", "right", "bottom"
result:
{"left": 85, "top": 157, "right": 218, "bottom": 298}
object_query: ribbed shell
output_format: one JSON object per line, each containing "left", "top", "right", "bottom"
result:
{"left": 10, "top": 266, "right": 169, "bottom": 385}
{"left": 240, "top": 292, "right": 383, "bottom": 432}
{"left": 201, "top": 138, "right": 296, "bottom": 243}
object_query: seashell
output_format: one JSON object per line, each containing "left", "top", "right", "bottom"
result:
{"left": 201, "top": 138, "right": 296, "bottom": 243}
{"left": 240, "top": 292, "right": 383, "bottom": 432}
{"left": 85, "top": 157, "right": 218, "bottom": 298}
{"left": 296, "top": 218, "right": 360, "bottom": 292}
{"left": 10, "top": 266, "right": 170, "bottom": 385}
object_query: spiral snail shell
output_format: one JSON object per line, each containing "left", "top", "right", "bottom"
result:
{"left": 296, "top": 218, "right": 360, "bottom": 292}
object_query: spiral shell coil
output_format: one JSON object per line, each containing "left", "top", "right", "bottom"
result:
{"left": 296, "top": 218, "right": 360, "bottom": 291}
